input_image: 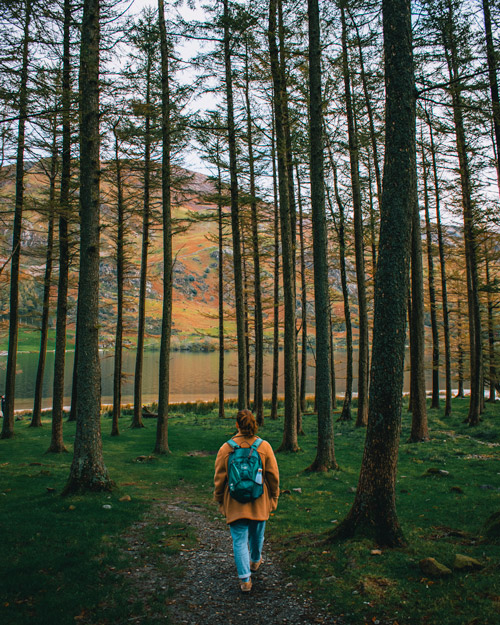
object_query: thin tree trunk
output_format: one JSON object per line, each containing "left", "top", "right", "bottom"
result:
{"left": 426, "top": 109, "right": 452, "bottom": 416}
{"left": 155, "top": 0, "right": 173, "bottom": 454}
{"left": 329, "top": 311, "right": 337, "bottom": 410}
{"left": 270, "top": 117, "right": 280, "bottom": 421}
{"left": 2, "top": 0, "right": 31, "bottom": 439}
{"left": 408, "top": 169, "right": 429, "bottom": 442}
{"left": 306, "top": 0, "right": 336, "bottom": 472}
{"left": 296, "top": 167, "right": 308, "bottom": 419}
{"left": 332, "top": 0, "right": 414, "bottom": 547}
{"left": 483, "top": 0, "right": 500, "bottom": 197}
{"left": 217, "top": 151, "right": 225, "bottom": 418}
{"left": 244, "top": 46, "right": 264, "bottom": 426}
{"left": 367, "top": 159, "right": 377, "bottom": 273}
{"left": 51, "top": 0, "right": 72, "bottom": 444}
{"left": 242, "top": 240, "right": 251, "bottom": 409}
{"left": 68, "top": 339, "right": 78, "bottom": 422}
{"left": 485, "top": 250, "right": 496, "bottom": 402}
{"left": 31, "top": 129, "right": 57, "bottom": 428}
{"left": 351, "top": 12, "right": 382, "bottom": 209}
{"left": 223, "top": 0, "right": 247, "bottom": 409}
{"left": 64, "top": 0, "right": 112, "bottom": 493}
{"left": 269, "top": 0, "right": 298, "bottom": 451}
{"left": 132, "top": 57, "right": 153, "bottom": 429}
{"left": 421, "top": 140, "right": 440, "bottom": 409}
{"left": 340, "top": 5, "right": 369, "bottom": 428}
{"left": 457, "top": 298, "right": 465, "bottom": 398}
{"left": 442, "top": 1, "right": 482, "bottom": 424}
{"left": 327, "top": 160, "right": 353, "bottom": 422}
{"left": 111, "top": 126, "right": 124, "bottom": 437}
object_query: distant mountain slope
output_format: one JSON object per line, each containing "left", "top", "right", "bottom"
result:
{"left": 0, "top": 161, "right": 228, "bottom": 350}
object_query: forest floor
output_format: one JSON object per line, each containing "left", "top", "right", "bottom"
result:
{"left": 114, "top": 493, "right": 344, "bottom": 625}
{"left": 1, "top": 397, "right": 499, "bottom": 625}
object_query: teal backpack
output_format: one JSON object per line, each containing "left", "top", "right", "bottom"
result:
{"left": 226, "top": 438, "right": 264, "bottom": 503}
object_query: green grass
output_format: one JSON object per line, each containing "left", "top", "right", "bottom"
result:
{"left": 0, "top": 398, "right": 499, "bottom": 624}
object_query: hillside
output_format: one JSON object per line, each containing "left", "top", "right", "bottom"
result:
{"left": 0, "top": 161, "right": 230, "bottom": 350}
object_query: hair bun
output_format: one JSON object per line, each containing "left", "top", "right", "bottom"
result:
{"left": 236, "top": 409, "right": 258, "bottom": 436}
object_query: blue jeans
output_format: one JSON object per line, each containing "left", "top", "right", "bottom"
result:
{"left": 229, "top": 519, "right": 266, "bottom": 580}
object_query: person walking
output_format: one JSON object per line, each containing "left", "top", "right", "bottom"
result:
{"left": 214, "top": 409, "right": 279, "bottom": 592}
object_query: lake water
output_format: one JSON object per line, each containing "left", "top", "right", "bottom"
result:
{"left": 0, "top": 348, "right": 433, "bottom": 411}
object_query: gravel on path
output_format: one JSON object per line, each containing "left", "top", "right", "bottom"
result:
{"left": 120, "top": 498, "right": 344, "bottom": 625}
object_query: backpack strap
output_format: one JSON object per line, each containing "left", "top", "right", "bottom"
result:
{"left": 227, "top": 439, "right": 240, "bottom": 450}
{"left": 251, "top": 437, "right": 263, "bottom": 451}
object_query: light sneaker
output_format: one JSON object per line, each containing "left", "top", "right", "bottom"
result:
{"left": 240, "top": 579, "right": 252, "bottom": 592}
{"left": 250, "top": 558, "right": 263, "bottom": 572}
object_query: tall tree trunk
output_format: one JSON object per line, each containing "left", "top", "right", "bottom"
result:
{"left": 269, "top": 0, "right": 298, "bottom": 451}
{"left": 332, "top": 0, "right": 415, "bottom": 547}
{"left": 270, "top": 117, "right": 280, "bottom": 421}
{"left": 442, "top": 1, "right": 483, "bottom": 425}
{"left": 426, "top": 109, "right": 452, "bottom": 416}
{"left": 483, "top": 0, "right": 500, "bottom": 196}
{"left": 244, "top": 46, "right": 264, "bottom": 426}
{"left": 68, "top": 339, "right": 78, "bottom": 422}
{"left": 456, "top": 298, "right": 465, "bottom": 398}
{"left": 242, "top": 240, "right": 251, "bottom": 409}
{"left": 351, "top": 12, "right": 382, "bottom": 209}
{"left": 307, "top": 0, "right": 337, "bottom": 472}
{"left": 340, "top": 5, "right": 369, "bottom": 428}
{"left": 408, "top": 171, "right": 429, "bottom": 442}
{"left": 367, "top": 159, "right": 378, "bottom": 273}
{"left": 111, "top": 126, "right": 124, "bottom": 437}
{"left": 329, "top": 310, "right": 337, "bottom": 410}
{"left": 421, "top": 141, "right": 440, "bottom": 409}
{"left": 2, "top": 0, "right": 31, "bottom": 439}
{"left": 223, "top": 0, "right": 247, "bottom": 409}
{"left": 217, "top": 151, "right": 225, "bottom": 418}
{"left": 155, "top": 0, "right": 172, "bottom": 454}
{"left": 485, "top": 250, "right": 497, "bottom": 402}
{"left": 132, "top": 57, "right": 153, "bottom": 430}
{"left": 327, "top": 159, "right": 353, "bottom": 422}
{"left": 296, "top": 167, "right": 308, "bottom": 418}
{"left": 50, "top": 0, "right": 72, "bottom": 445}
{"left": 64, "top": 0, "right": 112, "bottom": 493}
{"left": 31, "top": 129, "right": 57, "bottom": 428}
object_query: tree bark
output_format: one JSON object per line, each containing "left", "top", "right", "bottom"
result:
{"left": 340, "top": 4, "right": 369, "bottom": 428}
{"left": 441, "top": 0, "right": 483, "bottom": 425}
{"left": 485, "top": 250, "right": 497, "bottom": 402}
{"left": 421, "top": 141, "right": 440, "bottom": 410}
{"left": 269, "top": 0, "right": 298, "bottom": 451}
{"left": 482, "top": 0, "right": 500, "bottom": 198}
{"left": 223, "top": 0, "right": 247, "bottom": 409}
{"left": 155, "top": 0, "right": 173, "bottom": 454}
{"left": 64, "top": 0, "right": 112, "bottom": 494}
{"left": 327, "top": 159, "right": 353, "bottom": 422}
{"left": 270, "top": 116, "right": 280, "bottom": 421}
{"left": 111, "top": 126, "right": 124, "bottom": 437}
{"left": 244, "top": 45, "right": 264, "bottom": 426}
{"left": 331, "top": 0, "right": 415, "bottom": 547}
{"left": 426, "top": 109, "right": 452, "bottom": 416}
{"left": 50, "top": 0, "right": 72, "bottom": 449}
{"left": 2, "top": 0, "right": 31, "bottom": 439}
{"left": 217, "top": 150, "right": 225, "bottom": 418}
{"left": 296, "top": 167, "right": 308, "bottom": 420}
{"left": 31, "top": 129, "right": 57, "bottom": 428}
{"left": 408, "top": 169, "right": 429, "bottom": 442}
{"left": 132, "top": 55, "right": 153, "bottom": 430}
{"left": 306, "top": 0, "right": 337, "bottom": 472}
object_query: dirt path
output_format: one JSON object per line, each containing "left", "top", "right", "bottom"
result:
{"left": 120, "top": 498, "right": 343, "bottom": 625}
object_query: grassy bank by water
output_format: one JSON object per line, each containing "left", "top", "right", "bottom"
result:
{"left": 0, "top": 398, "right": 499, "bottom": 624}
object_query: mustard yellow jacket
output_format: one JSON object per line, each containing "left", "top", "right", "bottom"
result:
{"left": 214, "top": 433, "right": 280, "bottom": 524}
